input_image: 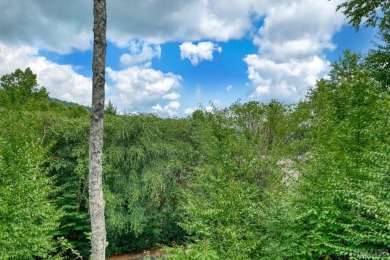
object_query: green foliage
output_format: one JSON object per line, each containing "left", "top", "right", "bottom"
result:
{"left": 45, "top": 114, "right": 91, "bottom": 258}
{"left": 336, "top": 0, "right": 389, "bottom": 30}
{"left": 105, "top": 99, "right": 118, "bottom": 116}
{"left": 366, "top": 28, "right": 390, "bottom": 88}
{"left": 0, "top": 110, "right": 61, "bottom": 259}
{"left": 1, "top": 55, "right": 388, "bottom": 259}
{"left": 258, "top": 52, "right": 390, "bottom": 259}
{"left": 104, "top": 114, "right": 195, "bottom": 255}
{"left": 0, "top": 68, "right": 90, "bottom": 258}
{"left": 0, "top": 68, "right": 48, "bottom": 105}
{"left": 175, "top": 102, "right": 297, "bottom": 259}
{"left": 336, "top": 0, "right": 390, "bottom": 88}
{"left": 301, "top": 54, "right": 390, "bottom": 258}
{"left": 164, "top": 241, "right": 219, "bottom": 260}
{"left": 49, "top": 97, "right": 92, "bottom": 112}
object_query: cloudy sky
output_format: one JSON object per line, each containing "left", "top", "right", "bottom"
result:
{"left": 0, "top": 0, "right": 375, "bottom": 116}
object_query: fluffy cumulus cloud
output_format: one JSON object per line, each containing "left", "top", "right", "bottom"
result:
{"left": 180, "top": 41, "right": 222, "bottom": 65}
{"left": 106, "top": 67, "right": 182, "bottom": 116}
{"left": 254, "top": 0, "right": 343, "bottom": 60}
{"left": 107, "top": 0, "right": 265, "bottom": 45}
{"left": 152, "top": 101, "right": 180, "bottom": 116}
{"left": 111, "top": 39, "right": 181, "bottom": 115}
{"left": 0, "top": 42, "right": 178, "bottom": 114}
{"left": 120, "top": 41, "right": 161, "bottom": 67}
{"left": 245, "top": 0, "right": 344, "bottom": 102}
{"left": 244, "top": 54, "right": 330, "bottom": 102}
{"left": 184, "top": 107, "right": 196, "bottom": 115}
{"left": 0, "top": 43, "right": 91, "bottom": 106}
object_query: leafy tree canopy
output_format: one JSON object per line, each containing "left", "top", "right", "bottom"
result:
{"left": 0, "top": 68, "right": 48, "bottom": 105}
{"left": 336, "top": 0, "right": 390, "bottom": 30}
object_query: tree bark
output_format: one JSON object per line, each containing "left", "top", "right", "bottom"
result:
{"left": 89, "top": 0, "right": 107, "bottom": 259}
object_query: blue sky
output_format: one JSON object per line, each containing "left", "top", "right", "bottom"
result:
{"left": 0, "top": 0, "right": 377, "bottom": 116}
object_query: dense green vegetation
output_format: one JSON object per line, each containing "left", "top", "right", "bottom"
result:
{"left": 0, "top": 2, "right": 389, "bottom": 259}
{"left": 0, "top": 110, "right": 61, "bottom": 259}
{"left": 1, "top": 49, "right": 388, "bottom": 259}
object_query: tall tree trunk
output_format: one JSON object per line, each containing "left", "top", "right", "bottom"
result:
{"left": 89, "top": 0, "right": 107, "bottom": 259}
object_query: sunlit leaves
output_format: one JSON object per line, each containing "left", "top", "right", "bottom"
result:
{"left": 336, "top": 0, "right": 389, "bottom": 30}
{"left": 0, "top": 111, "right": 61, "bottom": 259}
{"left": 290, "top": 52, "right": 389, "bottom": 258}
{"left": 0, "top": 68, "right": 48, "bottom": 106}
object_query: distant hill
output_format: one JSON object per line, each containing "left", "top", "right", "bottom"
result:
{"left": 49, "top": 97, "right": 92, "bottom": 111}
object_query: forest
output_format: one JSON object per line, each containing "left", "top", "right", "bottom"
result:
{"left": 0, "top": 1, "right": 389, "bottom": 260}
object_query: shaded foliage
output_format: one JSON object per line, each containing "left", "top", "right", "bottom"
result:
{"left": 104, "top": 114, "right": 195, "bottom": 255}
{"left": 45, "top": 114, "right": 92, "bottom": 258}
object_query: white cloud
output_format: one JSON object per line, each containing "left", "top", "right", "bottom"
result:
{"left": 0, "top": 43, "right": 182, "bottom": 116}
{"left": 205, "top": 106, "right": 213, "bottom": 112}
{"left": 184, "top": 107, "right": 196, "bottom": 115}
{"left": 152, "top": 101, "right": 180, "bottom": 116}
{"left": 120, "top": 41, "right": 161, "bottom": 67}
{"left": 0, "top": 0, "right": 344, "bottom": 56}
{"left": 226, "top": 85, "right": 233, "bottom": 92}
{"left": 0, "top": 1, "right": 92, "bottom": 54}
{"left": 0, "top": 43, "right": 92, "bottom": 106}
{"left": 106, "top": 66, "right": 182, "bottom": 115}
{"left": 107, "top": 0, "right": 263, "bottom": 45}
{"left": 254, "top": 0, "right": 343, "bottom": 61}
{"left": 244, "top": 54, "right": 330, "bottom": 102}
{"left": 180, "top": 41, "right": 222, "bottom": 66}
{"left": 113, "top": 39, "right": 180, "bottom": 116}
{"left": 244, "top": 0, "right": 344, "bottom": 103}
{"left": 163, "top": 92, "right": 180, "bottom": 100}
{"left": 0, "top": 0, "right": 266, "bottom": 52}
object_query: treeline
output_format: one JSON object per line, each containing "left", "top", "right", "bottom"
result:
{"left": 0, "top": 48, "right": 389, "bottom": 259}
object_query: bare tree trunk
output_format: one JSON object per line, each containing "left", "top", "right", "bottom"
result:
{"left": 89, "top": 0, "right": 107, "bottom": 259}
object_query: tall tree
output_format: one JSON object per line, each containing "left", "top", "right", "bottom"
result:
{"left": 89, "top": 0, "right": 107, "bottom": 259}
